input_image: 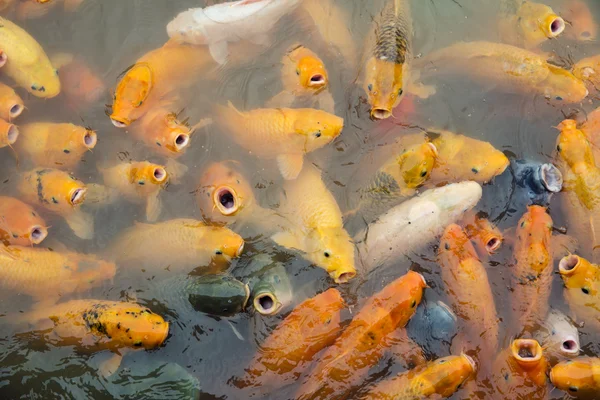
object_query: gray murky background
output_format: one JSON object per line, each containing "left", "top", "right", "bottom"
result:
{"left": 0, "top": 0, "right": 599, "bottom": 398}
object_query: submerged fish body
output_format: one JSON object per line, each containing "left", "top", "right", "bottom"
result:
{"left": 438, "top": 224, "right": 499, "bottom": 359}
{"left": 499, "top": 0, "right": 565, "bottom": 49}
{"left": 17, "top": 168, "right": 93, "bottom": 239}
{"left": 99, "top": 161, "right": 168, "bottom": 222}
{"left": 550, "top": 357, "right": 600, "bottom": 396}
{"left": 417, "top": 41, "right": 588, "bottom": 103}
{"left": 0, "top": 16, "right": 60, "bottom": 98}
{"left": 51, "top": 53, "right": 106, "bottom": 109}
{"left": 511, "top": 205, "right": 553, "bottom": 333}
{"left": 295, "top": 271, "right": 426, "bottom": 400}
{"left": 214, "top": 102, "right": 343, "bottom": 180}
{"left": 492, "top": 339, "right": 549, "bottom": 400}
{"left": 558, "top": 254, "right": 600, "bottom": 332}
{"left": 364, "top": 354, "right": 475, "bottom": 400}
{"left": 429, "top": 130, "right": 509, "bottom": 184}
{"left": 0, "top": 196, "right": 47, "bottom": 246}
{"left": 363, "top": 0, "right": 412, "bottom": 120}
{"left": 562, "top": 0, "right": 597, "bottom": 42}
{"left": 19, "top": 299, "right": 168, "bottom": 350}
{"left": 407, "top": 299, "right": 458, "bottom": 358}
{"left": 272, "top": 165, "right": 356, "bottom": 283}
{"left": 356, "top": 181, "right": 482, "bottom": 274}
{"left": 510, "top": 159, "right": 563, "bottom": 207}
{"left": 167, "top": 0, "right": 301, "bottom": 65}
{"left": 535, "top": 309, "right": 580, "bottom": 361}
{"left": 238, "top": 288, "right": 344, "bottom": 389}
{"left": 0, "top": 246, "right": 115, "bottom": 300}
{"left": 16, "top": 123, "right": 97, "bottom": 170}
{"left": 110, "top": 43, "right": 212, "bottom": 127}
{"left": 106, "top": 218, "right": 244, "bottom": 274}
{"left": 555, "top": 119, "right": 600, "bottom": 260}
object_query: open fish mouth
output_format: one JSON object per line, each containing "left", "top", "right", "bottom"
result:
{"left": 152, "top": 167, "right": 168, "bottom": 184}
{"left": 371, "top": 108, "right": 392, "bottom": 120}
{"left": 560, "top": 337, "right": 580, "bottom": 356}
{"left": 253, "top": 292, "right": 281, "bottom": 315}
{"left": 461, "top": 353, "right": 477, "bottom": 372}
{"left": 173, "top": 133, "right": 190, "bottom": 152}
{"left": 513, "top": 339, "right": 542, "bottom": 363}
{"left": 5, "top": 124, "right": 18, "bottom": 145}
{"left": 83, "top": 130, "right": 97, "bottom": 149}
{"left": 547, "top": 16, "right": 566, "bottom": 38}
{"left": 9, "top": 104, "right": 23, "bottom": 120}
{"left": 110, "top": 117, "right": 128, "bottom": 128}
{"left": 484, "top": 235, "right": 502, "bottom": 254}
{"left": 213, "top": 186, "right": 239, "bottom": 216}
{"left": 308, "top": 74, "right": 326, "bottom": 87}
{"left": 70, "top": 187, "right": 87, "bottom": 205}
{"left": 558, "top": 255, "right": 579, "bottom": 276}
{"left": 540, "top": 163, "right": 563, "bottom": 193}
{"left": 29, "top": 226, "right": 48, "bottom": 244}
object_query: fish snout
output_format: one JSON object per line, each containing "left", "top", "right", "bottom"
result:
{"left": 9, "top": 103, "right": 24, "bottom": 120}
{"left": 308, "top": 73, "right": 327, "bottom": 88}
{"left": 371, "top": 107, "right": 392, "bottom": 120}
{"left": 5, "top": 124, "right": 18, "bottom": 145}
{"left": 560, "top": 337, "right": 580, "bottom": 356}
{"left": 173, "top": 132, "right": 190, "bottom": 152}
{"left": 253, "top": 292, "right": 282, "bottom": 315}
{"left": 546, "top": 15, "right": 566, "bottom": 38}
{"left": 70, "top": 187, "right": 87, "bottom": 205}
{"left": 539, "top": 163, "right": 563, "bottom": 193}
{"left": 83, "top": 130, "right": 97, "bottom": 149}
{"left": 110, "top": 117, "right": 129, "bottom": 128}
{"left": 558, "top": 254, "right": 580, "bottom": 276}
{"left": 151, "top": 166, "right": 168, "bottom": 184}
{"left": 461, "top": 353, "right": 477, "bottom": 373}
{"left": 512, "top": 339, "right": 543, "bottom": 364}
{"left": 213, "top": 186, "right": 240, "bottom": 216}
{"left": 331, "top": 265, "right": 357, "bottom": 284}
{"left": 236, "top": 241, "right": 245, "bottom": 258}
{"left": 484, "top": 234, "right": 502, "bottom": 254}
{"left": 28, "top": 225, "right": 48, "bottom": 244}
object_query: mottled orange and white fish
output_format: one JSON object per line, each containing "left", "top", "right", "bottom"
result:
{"left": 555, "top": 119, "right": 600, "bottom": 261}
{"left": 295, "top": 270, "right": 426, "bottom": 400}
{"left": 417, "top": 41, "right": 588, "bottom": 104}
{"left": 15, "top": 123, "right": 97, "bottom": 170}
{"left": 438, "top": 224, "right": 499, "bottom": 359}
{"left": 109, "top": 42, "right": 212, "bottom": 127}
{"left": 463, "top": 212, "right": 503, "bottom": 255}
{"left": 499, "top": 0, "right": 565, "bottom": 49}
{"left": 51, "top": 53, "right": 105, "bottom": 110}
{"left": 17, "top": 168, "right": 93, "bottom": 239}
{"left": 214, "top": 102, "right": 343, "bottom": 180}
{"left": 563, "top": 0, "right": 597, "bottom": 42}
{"left": 19, "top": 299, "right": 168, "bottom": 350}
{"left": 558, "top": 254, "right": 600, "bottom": 332}
{"left": 0, "top": 196, "right": 47, "bottom": 246}
{"left": 0, "top": 81, "right": 24, "bottom": 121}
{"left": 429, "top": 129, "right": 509, "bottom": 185}
{"left": 237, "top": 288, "right": 345, "bottom": 390}
{"left": 550, "top": 357, "right": 600, "bottom": 396}
{"left": 98, "top": 161, "right": 168, "bottom": 222}
{"left": 0, "top": 118, "right": 18, "bottom": 149}
{"left": 511, "top": 205, "right": 553, "bottom": 333}
{"left": 130, "top": 106, "right": 192, "bottom": 157}
{"left": 492, "top": 339, "right": 549, "bottom": 400}
{"left": 0, "top": 246, "right": 115, "bottom": 301}
{"left": 364, "top": 354, "right": 476, "bottom": 400}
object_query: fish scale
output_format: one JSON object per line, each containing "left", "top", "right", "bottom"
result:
{"left": 359, "top": 171, "right": 401, "bottom": 203}
{"left": 373, "top": 0, "right": 411, "bottom": 64}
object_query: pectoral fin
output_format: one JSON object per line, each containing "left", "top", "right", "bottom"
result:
{"left": 317, "top": 90, "right": 336, "bottom": 114}
{"left": 208, "top": 41, "right": 230, "bottom": 65}
{"left": 146, "top": 193, "right": 162, "bottom": 222}
{"left": 277, "top": 153, "right": 304, "bottom": 180}
{"left": 65, "top": 210, "right": 94, "bottom": 240}
{"left": 165, "top": 158, "right": 188, "bottom": 185}
{"left": 272, "top": 231, "right": 305, "bottom": 252}
{"left": 98, "top": 353, "right": 123, "bottom": 378}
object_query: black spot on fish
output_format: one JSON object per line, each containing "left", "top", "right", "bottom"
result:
{"left": 582, "top": 287, "right": 590, "bottom": 295}
{"left": 51, "top": 197, "right": 58, "bottom": 204}
{"left": 134, "top": 341, "right": 143, "bottom": 347}
{"left": 138, "top": 181, "right": 145, "bottom": 186}
{"left": 471, "top": 167, "right": 479, "bottom": 174}
{"left": 63, "top": 149, "right": 70, "bottom": 154}
{"left": 117, "top": 323, "right": 121, "bottom": 330}
{"left": 444, "top": 243, "right": 450, "bottom": 250}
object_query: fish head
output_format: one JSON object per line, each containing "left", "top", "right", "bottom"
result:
{"left": 517, "top": 2, "right": 565, "bottom": 47}
{"left": 439, "top": 223, "right": 479, "bottom": 264}
{"left": 197, "top": 161, "right": 255, "bottom": 218}
{"left": 308, "top": 227, "right": 356, "bottom": 284}
{"left": 550, "top": 359, "right": 597, "bottom": 395}
{"left": 157, "top": 112, "right": 191, "bottom": 155}
{"left": 511, "top": 339, "right": 545, "bottom": 371}
{"left": 543, "top": 65, "right": 589, "bottom": 103}
{"left": 204, "top": 226, "right": 245, "bottom": 260}
{"left": 294, "top": 110, "right": 343, "bottom": 151}
{"left": 516, "top": 205, "right": 552, "bottom": 272}
{"left": 0, "top": 122, "right": 18, "bottom": 147}
{"left": 395, "top": 142, "right": 438, "bottom": 188}
{"left": 110, "top": 63, "right": 153, "bottom": 127}
{"left": 61, "top": 176, "right": 87, "bottom": 207}
{"left": 27, "top": 63, "right": 61, "bottom": 99}
{"left": 0, "top": 88, "right": 24, "bottom": 121}
{"left": 573, "top": 56, "right": 600, "bottom": 88}
{"left": 558, "top": 254, "right": 598, "bottom": 296}
{"left": 364, "top": 57, "right": 406, "bottom": 120}
{"left": 294, "top": 48, "right": 328, "bottom": 91}
{"left": 556, "top": 119, "right": 595, "bottom": 168}
{"left": 62, "top": 125, "right": 97, "bottom": 155}
{"left": 545, "top": 311, "right": 580, "bottom": 358}
{"left": 130, "top": 162, "right": 168, "bottom": 190}
{"left": 415, "top": 355, "right": 476, "bottom": 397}
{"left": 85, "top": 303, "right": 169, "bottom": 349}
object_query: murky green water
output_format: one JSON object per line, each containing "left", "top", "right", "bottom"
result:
{"left": 0, "top": 0, "right": 599, "bottom": 398}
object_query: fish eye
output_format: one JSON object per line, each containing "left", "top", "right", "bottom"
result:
{"left": 54, "top": 69, "right": 59, "bottom": 75}
{"left": 296, "top": 69, "right": 300, "bottom": 76}
{"left": 398, "top": 88, "right": 403, "bottom": 96}
{"left": 368, "top": 84, "right": 373, "bottom": 92}
{"left": 63, "top": 149, "right": 70, "bottom": 154}
{"left": 324, "top": 251, "right": 330, "bottom": 258}
{"left": 315, "top": 131, "right": 322, "bottom": 138}
{"left": 471, "top": 167, "right": 479, "bottom": 174}
{"left": 569, "top": 386, "right": 578, "bottom": 392}
{"left": 557, "top": 145, "right": 562, "bottom": 152}
{"left": 215, "top": 250, "right": 223, "bottom": 255}
{"left": 439, "top": 359, "right": 446, "bottom": 364}
{"left": 410, "top": 300, "right": 416, "bottom": 308}
{"left": 138, "top": 180, "right": 145, "bottom": 186}
{"left": 556, "top": 96, "right": 563, "bottom": 101}
{"left": 420, "top": 170, "right": 427, "bottom": 177}
{"left": 582, "top": 287, "right": 590, "bottom": 295}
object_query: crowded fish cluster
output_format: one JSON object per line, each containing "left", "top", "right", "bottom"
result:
{"left": 2, "top": 0, "right": 600, "bottom": 398}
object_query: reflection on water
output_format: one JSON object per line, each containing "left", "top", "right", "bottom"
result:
{"left": 0, "top": 0, "right": 599, "bottom": 399}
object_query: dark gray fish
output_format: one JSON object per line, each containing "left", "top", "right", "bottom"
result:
{"left": 511, "top": 159, "right": 563, "bottom": 207}
{"left": 407, "top": 300, "right": 458, "bottom": 358}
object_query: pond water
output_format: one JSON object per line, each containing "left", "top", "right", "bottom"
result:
{"left": 0, "top": 0, "right": 599, "bottom": 399}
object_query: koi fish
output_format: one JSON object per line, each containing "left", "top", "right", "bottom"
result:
{"left": 550, "top": 357, "right": 600, "bottom": 396}
{"left": 558, "top": 254, "right": 600, "bottom": 332}
{"left": 463, "top": 212, "right": 503, "bottom": 255}
{"left": 562, "top": 0, "right": 597, "bottom": 42}
{"left": 499, "top": 0, "right": 565, "bottom": 49}
{"left": 0, "top": 81, "right": 24, "bottom": 121}
{"left": 0, "top": 196, "right": 47, "bottom": 246}
{"left": 51, "top": 52, "right": 105, "bottom": 110}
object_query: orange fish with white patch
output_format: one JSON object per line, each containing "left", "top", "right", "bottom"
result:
{"left": 214, "top": 102, "right": 343, "bottom": 180}
{"left": 492, "top": 339, "right": 549, "bottom": 400}
{"left": 51, "top": 53, "right": 105, "bottom": 110}
{"left": 236, "top": 288, "right": 345, "bottom": 390}
{"left": 109, "top": 42, "right": 213, "bottom": 127}
{"left": 17, "top": 168, "right": 93, "bottom": 239}
{"left": 295, "top": 271, "right": 426, "bottom": 400}
{"left": 15, "top": 123, "right": 97, "bottom": 170}
{"left": 0, "top": 81, "right": 24, "bottom": 121}
{"left": 0, "top": 246, "right": 115, "bottom": 301}
{"left": 98, "top": 161, "right": 168, "bottom": 222}
{"left": 0, "top": 196, "right": 47, "bottom": 246}
{"left": 511, "top": 205, "right": 553, "bottom": 333}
